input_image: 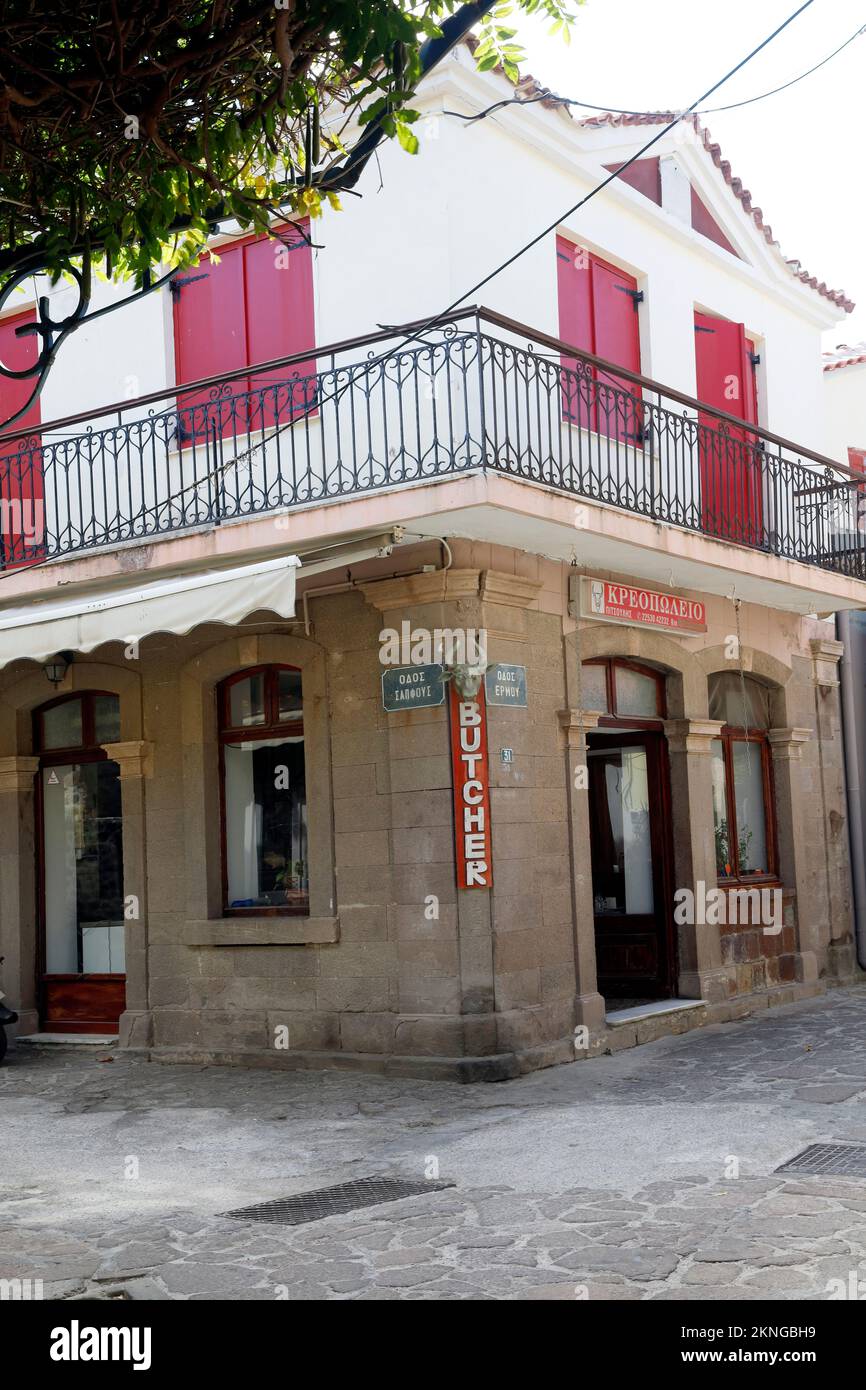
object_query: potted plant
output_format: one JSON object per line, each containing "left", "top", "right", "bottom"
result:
{"left": 275, "top": 857, "right": 307, "bottom": 904}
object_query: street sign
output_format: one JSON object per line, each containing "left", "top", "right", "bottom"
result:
{"left": 485, "top": 663, "right": 528, "bottom": 707}
{"left": 381, "top": 663, "right": 445, "bottom": 712}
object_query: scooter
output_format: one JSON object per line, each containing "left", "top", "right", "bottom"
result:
{"left": 0, "top": 958, "right": 18, "bottom": 1063}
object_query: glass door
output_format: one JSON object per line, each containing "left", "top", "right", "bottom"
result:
{"left": 43, "top": 761, "right": 125, "bottom": 973}
{"left": 36, "top": 693, "right": 126, "bottom": 1033}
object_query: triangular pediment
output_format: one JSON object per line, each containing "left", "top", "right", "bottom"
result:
{"left": 577, "top": 114, "right": 851, "bottom": 314}
{"left": 601, "top": 153, "right": 743, "bottom": 260}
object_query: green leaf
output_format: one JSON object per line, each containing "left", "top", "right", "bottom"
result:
{"left": 396, "top": 123, "right": 419, "bottom": 154}
{"left": 0, "top": 0, "right": 582, "bottom": 287}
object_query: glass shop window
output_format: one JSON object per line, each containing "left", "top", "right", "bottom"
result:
{"left": 708, "top": 672, "right": 776, "bottom": 881}
{"left": 581, "top": 658, "right": 665, "bottom": 719}
{"left": 218, "top": 666, "right": 308, "bottom": 915}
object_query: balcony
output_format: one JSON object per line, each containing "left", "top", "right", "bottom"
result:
{"left": 0, "top": 306, "right": 862, "bottom": 581}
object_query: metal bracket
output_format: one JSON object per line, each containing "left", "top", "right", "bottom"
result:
{"left": 616, "top": 286, "right": 644, "bottom": 307}
{"left": 0, "top": 262, "right": 182, "bottom": 436}
{"left": 0, "top": 1, "right": 498, "bottom": 431}
{"left": 169, "top": 271, "right": 210, "bottom": 297}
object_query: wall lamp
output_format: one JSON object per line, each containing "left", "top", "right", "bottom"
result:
{"left": 43, "top": 651, "right": 74, "bottom": 686}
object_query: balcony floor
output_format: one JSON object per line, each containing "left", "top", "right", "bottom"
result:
{"left": 3, "top": 470, "right": 866, "bottom": 619}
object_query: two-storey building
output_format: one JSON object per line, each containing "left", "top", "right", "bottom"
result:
{"left": 0, "top": 46, "right": 862, "bottom": 1078}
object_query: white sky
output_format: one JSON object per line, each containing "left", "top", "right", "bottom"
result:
{"left": 508, "top": 0, "right": 866, "bottom": 348}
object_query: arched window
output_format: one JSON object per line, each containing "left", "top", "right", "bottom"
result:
{"left": 218, "top": 665, "right": 307, "bottom": 915}
{"left": 34, "top": 691, "right": 125, "bottom": 1031}
{"left": 581, "top": 658, "right": 666, "bottom": 721}
{"left": 708, "top": 672, "right": 776, "bottom": 881}
{"left": 36, "top": 689, "right": 121, "bottom": 752}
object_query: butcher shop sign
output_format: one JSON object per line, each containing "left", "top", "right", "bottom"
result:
{"left": 449, "top": 684, "right": 493, "bottom": 888}
{"left": 578, "top": 577, "right": 707, "bottom": 634}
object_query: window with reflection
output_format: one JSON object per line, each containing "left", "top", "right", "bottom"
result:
{"left": 581, "top": 658, "right": 665, "bottom": 719}
{"left": 708, "top": 672, "right": 776, "bottom": 880}
{"left": 35, "top": 692, "right": 125, "bottom": 974}
{"left": 219, "top": 666, "right": 308, "bottom": 914}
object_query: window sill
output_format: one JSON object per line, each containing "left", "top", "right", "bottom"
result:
{"left": 716, "top": 878, "right": 785, "bottom": 890}
{"left": 183, "top": 917, "right": 339, "bottom": 947}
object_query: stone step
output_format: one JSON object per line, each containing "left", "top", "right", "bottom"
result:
{"left": 15, "top": 1033, "right": 118, "bottom": 1047}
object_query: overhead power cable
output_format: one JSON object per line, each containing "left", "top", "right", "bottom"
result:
{"left": 443, "top": 17, "right": 866, "bottom": 125}
{"left": 0, "top": 0, "right": 819, "bottom": 587}
{"left": 405, "top": 0, "right": 817, "bottom": 343}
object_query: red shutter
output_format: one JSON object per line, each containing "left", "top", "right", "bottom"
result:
{"left": 743, "top": 335, "right": 759, "bottom": 428}
{"left": 694, "top": 313, "right": 755, "bottom": 423}
{"left": 243, "top": 221, "right": 316, "bottom": 425}
{"left": 694, "top": 311, "right": 762, "bottom": 544}
{"left": 173, "top": 226, "right": 316, "bottom": 436}
{"left": 848, "top": 449, "right": 866, "bottom": 535}
{"left": 556, "top": 239, "right": 642, "bottom": 439}
{"left": 590, "top": 258, "right": 642, "bottom": 440}
{"left": 556, "top": 234, "right": 594, "bottom": 429}
{"left": 0, "top": 309, "right": 44, "bottom": 566}
{"left": 173, "top": 243, "right": 247, "bottom": 438}
{"left": 556, "top": 235, "right": 593, "bottom": 351}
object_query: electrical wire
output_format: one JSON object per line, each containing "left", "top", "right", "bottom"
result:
{"left": 213, "top": 0, "right": 823, "bottom": 496}
{"left": 442, "top": 17, "right": 866, "bottom": 125}
{"left": 404, "top": 0, "right": 817, "bottom": 345}
{"left": 0, "top": 0, "right": 820, "bottom": 589}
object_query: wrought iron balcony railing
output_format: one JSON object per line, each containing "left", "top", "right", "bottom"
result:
{"left": 0, "top": 305, "right": 863, "bottom": 579}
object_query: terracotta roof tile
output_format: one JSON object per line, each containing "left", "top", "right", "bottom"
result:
{"left": 823, "top": 343, "right": 866, "bottom": 371}
{"left": 577, "top": 111, "right": 854, "bottom": 313}
{"left": 455, "top": 47, "right": 852, "bottom": 312}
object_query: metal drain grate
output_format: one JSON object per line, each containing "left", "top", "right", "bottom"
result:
{"left": 775, "top": 1142, "right": 866, "bottom": 1178}
{"left": 221, "top": 1175, "right": 455, "bottom": 1226}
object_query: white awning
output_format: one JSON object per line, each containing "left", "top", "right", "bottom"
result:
{"left": 0, "top": 555, "right": 300, "bottom": 670}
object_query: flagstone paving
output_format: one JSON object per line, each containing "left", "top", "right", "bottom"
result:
{"left": 2, "top": 987, "right": 866, "bottom": 1300}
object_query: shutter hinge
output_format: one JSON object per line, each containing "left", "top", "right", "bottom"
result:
{"left": 616, "top": 286, "right": 644, "bottom": 307}
{"left": 170, "top": 271, "right": 210, "bottom": 297}
{"left": 749, "top": 351, "right": 761, "bottom": 366}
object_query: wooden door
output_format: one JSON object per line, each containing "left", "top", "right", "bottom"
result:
{"left": 587, "top": 731, "right": 674, "bottom": 998}
{"left": 38, "top": 755, "right": 126, "bottom": 1033}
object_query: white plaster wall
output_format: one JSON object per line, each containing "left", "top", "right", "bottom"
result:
{"left": 824, "top": 364, "right": 866, "bottom": 464}
{"left": 36, "top": 270, "right": 173, "bottom": 432}
{"left": 310, "top": 56, "right": 839, "bottom": 461}
{"left": 10, "top": 51, "right": 844, "bottom": 474}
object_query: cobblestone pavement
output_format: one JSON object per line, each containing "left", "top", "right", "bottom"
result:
{"left": 3, "top": 987, "right": 866, "bottom": 1300}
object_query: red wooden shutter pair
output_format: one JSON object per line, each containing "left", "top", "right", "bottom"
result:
{"left": 694, "top": 311, "right": 762, "bottom": 544}
{"left": 556, "top": 235, "right": 642, "bottom": 439}
{"left": 0, "top": 309, "right": 44, "bottom": 567}
{"left": 847, "top": 449, "right": 866, "bottom": 536}
{"left": 173, "top": 222, "right": 315, "bottom": 438}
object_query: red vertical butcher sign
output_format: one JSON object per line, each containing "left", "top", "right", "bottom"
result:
{"left": 449, "top": 684, "right": 493, "bottom": 889}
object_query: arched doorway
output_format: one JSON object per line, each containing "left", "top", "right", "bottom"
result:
{"left": 34, "top": 691, "right": 126, "bottom": 1033}
{"left": 582, "top": 658, "right": 676, "bottom": 1002}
